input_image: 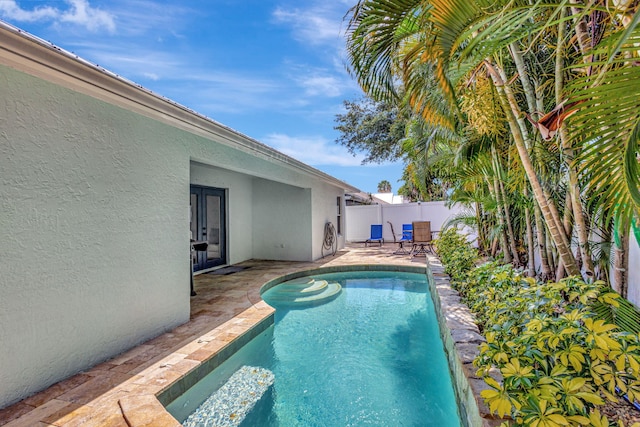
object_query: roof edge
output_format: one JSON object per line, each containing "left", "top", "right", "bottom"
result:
{"left": 0, "top": 20, "right": 360, "bottom": 193}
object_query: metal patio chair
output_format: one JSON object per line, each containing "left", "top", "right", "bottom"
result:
{"left": 393, "top": 223, "right": 413, "bottom": 255}
{"left": 365, "top": 224, "right": 384, "bottom": 246}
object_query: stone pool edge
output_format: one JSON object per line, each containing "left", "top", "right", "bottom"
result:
{"left": 426, "top": 257, "right": 503, "bottom": 427}
{"left": 119, "top": 262, "right": 503, "bottom": 427}
{"left": 118, "top": 308, "right": 275, "bottom": 427}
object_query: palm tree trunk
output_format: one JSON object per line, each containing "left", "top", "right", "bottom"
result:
{"left": 491, "top": 237, "right": 499, "bottom": 258}
{"left": 547, "top": 230, "right": 557, "bottom": 274}
{"left": 488, "top": 176, "right": 512, "bottom": 263}
{"left": 484, "top": 60, "right": 581, "bottom": 276}
{"left": 499, "top": 172, "right": 522, "bottom": 266}
{"left": 492, "top": 146, "right": 521, "bottom": 266}
{"left": 525, "top": 202, "right": 536, "bottom": 277}
{"left": 533, "top": 190, "right": 553, "bottom": 281}
{"left": 510, "top": 42, "right": 538, "bottom": 121}
{"left": 568, "top": 0, "right": 592, "bottom": 67}
{"left": 475, "top": 201, "right": 487, "bottom": 254}
{"left": 599, "top": 226, "right": 613, "bottom": 283}
{"left": 553, "top": 9, "right": 596, "bottom": 280}
{"left": 555, "top": 189, "right": 575, "bottom": 280}
{"left": 512, "top": 36, "right": 577, "bottom": 279}
{"left": 613, "top": 226, "right": 630, "bottom": 298}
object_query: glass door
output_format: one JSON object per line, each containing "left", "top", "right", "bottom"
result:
{"left": 190, "top": 186, "right": 226, "bottom": 271}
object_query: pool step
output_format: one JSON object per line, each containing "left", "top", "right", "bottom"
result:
{"left": 263, "top": 278, "right": 342, "bottom": 307}
{"left": 182, "top": 365, "right": 274, "bottom": 427}
{"left": 278, "top": 278, "right": 329, "bottom": 295}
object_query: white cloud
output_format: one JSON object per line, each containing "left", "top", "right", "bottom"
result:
{"left": 60, "top": 0, "right": 115, "bottom": 33}
{"left": 0, "top": 0, "right": 115, "bottom": 32}
{"left": 143, "top": 72, "right": 159, "bottom": 81}
{"left": 299, "top": 75, "right": 343, "bottom": 97}
{"left": 282, "top": 60, "right": 354, "bottom": 99}
{"left": 262, "top": 133, "right": 363, "bottom": 166}
{"left": 0, "top": 1, "right": 57, "bottom": 21}
{"left": 272, "top": 5, "right": 343, "bottom": 46}
{"left": 105, "top": 0, "right": 191, "bottom": 37}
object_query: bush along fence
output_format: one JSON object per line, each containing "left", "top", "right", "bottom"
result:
{"left": 434, "top": 228, "right": 640, "bottom": 427}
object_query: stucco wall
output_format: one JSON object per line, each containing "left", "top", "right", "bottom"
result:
{"left": 251, "top": 180, "right": 312, "bottom": 261}
{"left": 310, "top": 182, "right": 347, "bottom": 259}
{"left": 190, "top": 163, "right": 346, "bottom": 263}
{"left": 0, "top": 65, "right": 191, "bottom": 407}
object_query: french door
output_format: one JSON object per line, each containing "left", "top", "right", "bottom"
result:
{"left": 190, "top": 186, "right": 226, "bottom": 271}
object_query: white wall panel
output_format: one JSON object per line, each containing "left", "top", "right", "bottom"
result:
{"left": 0, "top": 66, "right": 190, "bottom": 407}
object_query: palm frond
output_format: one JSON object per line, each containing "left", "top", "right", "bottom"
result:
{"left": 345, "top": 0, "right": 425, "bottom": 101}
{"left": 567, "top": 25, "right": 640, "bottom": 222}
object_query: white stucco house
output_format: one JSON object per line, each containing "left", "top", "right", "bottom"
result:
{"left": 0, "top": 21, "right": 358, "bottom": 409}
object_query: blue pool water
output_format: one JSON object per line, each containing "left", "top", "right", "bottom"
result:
{"left": 167, "top": 271, "right": 461, "bottom": 426}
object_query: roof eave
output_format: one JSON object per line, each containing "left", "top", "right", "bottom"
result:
{"left": 0, "top": 20, "right": 360, "bottom": 193}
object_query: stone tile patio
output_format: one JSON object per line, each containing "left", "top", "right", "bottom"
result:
{"left": 0, "top": 243, "right": 496, "bottom": 426}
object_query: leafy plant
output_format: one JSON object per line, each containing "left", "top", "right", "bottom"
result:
{"left": 433, "top": 228, "right": 478, "bottom": 283}
{"left": 435, "top": 230, "right": 640, "bottom": 427}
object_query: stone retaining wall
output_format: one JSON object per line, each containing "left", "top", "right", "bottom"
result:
{"left": 426, "top": 256, "right": 504, "bottom": 427}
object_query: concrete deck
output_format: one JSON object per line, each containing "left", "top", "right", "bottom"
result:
{"left": 0, "top": 243, "right": 489, "bottom": 426}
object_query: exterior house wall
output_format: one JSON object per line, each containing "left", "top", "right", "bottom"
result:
{"left": 0, "top": 65, "right": 191, "bottom": 407}
{"left": 345, "top": 205, "right": 384, "bottom": 242}
{"left": 251, "top": 180, "right": 312, "bottom": 261}
{"left": 310, "top": 182, "right": 347, "bottom": 259}
{"left": 0, "top": 26, "right": 358, "bottom": 408}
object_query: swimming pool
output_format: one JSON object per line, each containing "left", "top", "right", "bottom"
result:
{"left": 166, "top": 270, "right": 461, "bottom": 426}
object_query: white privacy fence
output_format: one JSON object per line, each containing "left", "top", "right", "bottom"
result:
{"left": 345, "top": 201, "right": 476, "bottom": 244}
{"left": 345, "top": 201, "right": 640, "bottom": 308}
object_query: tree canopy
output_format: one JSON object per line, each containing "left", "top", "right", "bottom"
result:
{"left": 377, "top": 180, "right": 391, "bottom": 192}
{"left": 334, "top": 96, "right": 407, "bottom": 164}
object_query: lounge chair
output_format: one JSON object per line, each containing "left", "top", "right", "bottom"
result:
{"left": 410, "top": 221, "right": 434, "bottom": 257}
{"left": 365, "top": 224, "right": 384, "bottom": 246}
{"left": 393, "top": 224, "right": 413, "bottom": 255}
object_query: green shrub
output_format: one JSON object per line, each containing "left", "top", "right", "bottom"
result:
{"left": 434, "top": 230, "right": 640, "bottom": 427}
{"left": 433, "top": 228, "right": 478, "bottom": 283}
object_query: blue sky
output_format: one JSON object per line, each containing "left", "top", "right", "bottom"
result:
{"left": 0, "top": 0, "right": 405, "bottom": 194}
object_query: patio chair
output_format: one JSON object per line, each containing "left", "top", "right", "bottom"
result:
{"left": 387, "top": 221, "right": 397, "bottom": 243}
{"left": 410, "top": 221, "right": 434, "bottom": 257}
{"left": 365, "top": 224, "right": 384, "bottom": 246}
{"left": 393, "top": 224, "right": 413, "bottom": 255}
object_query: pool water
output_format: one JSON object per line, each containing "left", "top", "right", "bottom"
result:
{"left": 167, "top": 271, "right": 461, "bottom": 426}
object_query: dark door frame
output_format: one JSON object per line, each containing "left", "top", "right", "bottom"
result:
{"left": 190, "top": 185, "right": 227, "bottom": 271}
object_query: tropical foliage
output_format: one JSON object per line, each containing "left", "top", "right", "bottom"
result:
{"left": 377, "top": 179, "right": 392, "bottom": 192}
{"left": 334, "top": 96, "right": 407, "bottom": 164}
{"left": 343, "top": 0, "right": 640, "bottom": 290}
{"left": 435, "top": 230, "right": 640, "bottom": 427}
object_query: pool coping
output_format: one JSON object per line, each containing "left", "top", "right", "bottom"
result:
{"left": 128, "top": 262, "right": 503, "bottom": 427}
{"left": 424, "top": 258, "right": 504, "bottom": 427}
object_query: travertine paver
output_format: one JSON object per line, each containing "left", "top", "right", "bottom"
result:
{"left": 0, "top": 243, "right": 493, "bottom": 426}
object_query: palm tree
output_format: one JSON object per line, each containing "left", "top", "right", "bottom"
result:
{"left": 377, "top": 180, "right": 392, "bottom": 192}
{"left": 346, "top": 0, "right": 577, "bottom": 276}
{"left": 345, "top": 0, "right": 640, "bottom": 282}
